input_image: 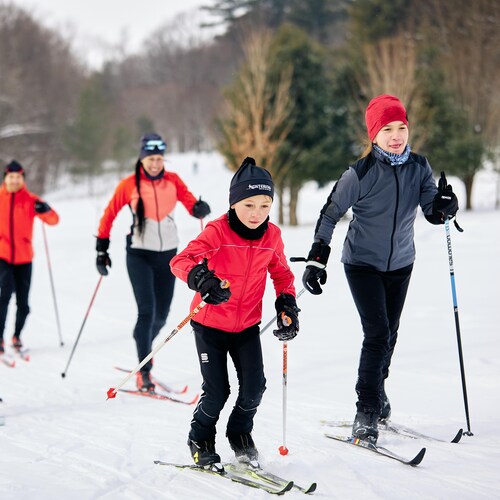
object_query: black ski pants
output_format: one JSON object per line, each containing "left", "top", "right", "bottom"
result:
{"left": 344, "top": 263, "right": 413, "bottom": 414}
{"left": 0, "top": 259, "right": 32, "bottom": 341}
{"left": 189, "top": 321, "right": 267, "bottom": 442}
{"left": 126, "top": 248, "right": 176, "bottom": 373}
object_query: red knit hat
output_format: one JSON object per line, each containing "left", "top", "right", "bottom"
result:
{"left": 365, "top": 94, "right": 408, "bottom": 142}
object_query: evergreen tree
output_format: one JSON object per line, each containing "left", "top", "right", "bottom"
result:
{"left": 288, "top": 0, "right": 348, "bottom": 44}
{"left": 269, "top": 25, "right": 351, "bottom": 224}
{"left": 112, "top": 126, "right": 136, "bottom": 176}
{"left": 348, "top": 0, "right": 411, "bottom": 43}
{"left": 65, "top": 76, "right": 110, "bottom": 193}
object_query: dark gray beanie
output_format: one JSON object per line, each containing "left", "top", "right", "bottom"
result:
{"left": 4, "top": 160, "right": 25, "bottom": 176}
{"left": 139, "top": 133, "right": 166, "bottom": 159}
{"left": 229, "top": 157, "right": 274, "bottom": 205}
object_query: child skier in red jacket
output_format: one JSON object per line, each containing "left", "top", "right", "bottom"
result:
{"left": 170, "top": 157, "right": 299, "bottom": 467}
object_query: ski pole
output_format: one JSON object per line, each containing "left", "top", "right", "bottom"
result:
{"left": 260, "top": 288, "right": 305, "bottom": 336}
{"left": 42, "top": 223, "right": 64, "bottom": 346}
{"left": 107, "top": 280, "right": 230, "bottom": 399}
{"left": 278, "top": 340, "right": 289, "bottom": 456}
{"left": 445, "top": 218, "right": 473, "bottom": 436}
{"left": 61, "top": 276, "right": 103, "bottom": 378}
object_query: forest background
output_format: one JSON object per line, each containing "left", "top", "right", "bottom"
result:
{"left": 1, "top": 0, "right": 499, "bottom": 223}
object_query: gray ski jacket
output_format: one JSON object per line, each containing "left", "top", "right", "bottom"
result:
{"left": 314, "top": 149, "right": 438, "bottom": 272}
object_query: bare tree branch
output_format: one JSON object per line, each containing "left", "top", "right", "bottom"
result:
{"left": 217, "top": 30, "right": 295, "bottom": 187}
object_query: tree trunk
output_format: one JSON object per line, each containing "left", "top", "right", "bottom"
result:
{"left": 289, "top": 184, "right": 300, "bottom": 226}
{"left": 462, "top": 173, "right": 474, "bottom": 210}
{"left": 278, "top": 188, "right": 284, "bottom": 225}
{"left": 496, "top": 171, "right": 500, "bottom": 209}
{"left": 30, "top": 147, "right": 50, "bottom": 195}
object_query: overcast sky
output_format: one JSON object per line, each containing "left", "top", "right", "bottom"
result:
{"left": 7, "top": 0, "right": 211, "bottom": 67}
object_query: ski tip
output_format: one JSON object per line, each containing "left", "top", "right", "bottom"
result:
{"left": 180, "top": 385, "right": 188, "bottom": 394}
{"left": 452, "top": 429, "right": 463, "bottom": 443}
{"left": 303, "top": 482, "right": 317, "bottom": 494}
{"left": 107, "top": 388, "right": 117, "bottom": 400}
{"left": 189, "top": 394, "right": 200, "bottom": 405}
{"left": 409, "top": 447, "right": 426, "bottom": 466}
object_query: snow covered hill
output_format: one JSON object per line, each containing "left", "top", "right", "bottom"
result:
{"left": 1, "top": 152, "right": 499, "bottom": 499}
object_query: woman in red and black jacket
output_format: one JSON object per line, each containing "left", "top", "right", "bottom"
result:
{"left": 0, "top": 160, "right": 59, "bottom": 353}
{"left": 96, "top": 133, "right": 211, "bottom": 392}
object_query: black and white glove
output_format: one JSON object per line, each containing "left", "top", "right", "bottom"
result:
{"left": 433, "top": 171, "right": 459, "bottom": 221}
{"left": 302, "top": 241, "right": 331, "bottom": 295}
{"left": 192, "top": 197, "right": 211, "bottom": 219}
{"left": 273, "top": 294, "right": 300, "bottom": 341}
{"left": 96, "top": 237, "right": 112, "bottom": 276}
{"left": 187, "top": 259, "right": 231, "bottom": 305}
{"left": 427, "top": 171, "right": 459, "bottom": 224}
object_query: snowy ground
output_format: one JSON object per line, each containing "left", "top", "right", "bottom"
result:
{"left": 1, "top": 152, "right": 499, "bottom": 499}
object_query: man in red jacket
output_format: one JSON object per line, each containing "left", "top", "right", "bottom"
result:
{"left": 170, "top": 157, "right": 299, "bottom": 467}
{"left": 0, "top": 160, "right": 59, "bottom": 353}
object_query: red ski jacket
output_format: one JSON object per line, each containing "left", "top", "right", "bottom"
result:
{"left": 0, "top": 184, "right": 59, "bottom": 264}
{"left": 170, "top": 214, "right": 296, "bottom": 333}
{"left": 97, "top": 169, "right": 197, "bottom": 252}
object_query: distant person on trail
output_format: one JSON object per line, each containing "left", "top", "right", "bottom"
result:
{"left": 170, "top": 156, "right": 299, "bottom": 467}
{"left": 302, "top": 94, "right": 459, "bottom": 444}
{"left": 96, "top": 133, "right": 211, "bottom": 392}
{"left": 0, "top": 160, "right": 59, "bottom": 354}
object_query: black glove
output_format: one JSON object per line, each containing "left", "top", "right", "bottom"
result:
{"left": 273, "top": 294, "right": 300, "bottom": 341}
{"left": 187, "top": 259, "right": 231, "bottom": 305}
{"left": 192, "top": 197, "right": 211, "bottom": 219}
{"left": 431, "top": 171, "right": 459, "bottom": 223}
{"left": 302, "top": 241, "right": 331, "bottom": 295}
{"left": 96, "top": 237, "right": 112, "bottom": 276}
{"left": 34, "top": 200, "right": 51, "bottom": 214}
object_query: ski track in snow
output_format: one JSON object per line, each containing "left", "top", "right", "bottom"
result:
{"left": 1, "top": 152, "right": 499, "bottom": 499}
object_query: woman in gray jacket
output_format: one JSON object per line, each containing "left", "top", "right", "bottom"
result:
{"left": 302, "top": 94, "right": 459, "bottom": 443}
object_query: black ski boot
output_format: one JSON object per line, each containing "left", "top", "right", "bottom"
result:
{"left": 227, "top": 432, "right": 259, "bottom": 463}
{"left": 11, "top": 335, "right": 22, "bottom": 350}
{"left": 136, "top": 371, "right": 155, "bottom": 392}
{"left": 188, "top": 438, "right": 221, "bottom": 467}
{"left": 352, "top": 410, "right": 379, "bottom": 444}
{"left": 379, "top": 387, "right": 391, "bottom": 423}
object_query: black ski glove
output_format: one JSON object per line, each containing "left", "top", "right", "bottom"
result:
{"left": 187, "top": 259, "right": 231, "bottom": 305}
{"left": 302, "top": 241, "right": 331, "bottom": 295}
{"left": 192, "top": 197, "right": 211, "bottom": 219}
{"left": 428, "top": 171, "right": 459, "bottom": 224}
{"left": 96, "top": 237, "right": 112, "bottom": 276}
{"left": 273, "top": 294, "right": 300, "bottom": 341}
{"left": 34, "top": 200, "right": 51, "bottom": 214}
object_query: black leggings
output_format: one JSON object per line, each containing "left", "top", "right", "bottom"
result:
{"left": 189, "top": 321, "right": 267, "bottom": 442}
{"left": 344, "top": 263, "right": 413, "bottom": 413}
{"left": 126, "top": 249, "right": 176, "bottom": 372}
{"left": 0, "top": 259, "right": 32, "bottom": 341}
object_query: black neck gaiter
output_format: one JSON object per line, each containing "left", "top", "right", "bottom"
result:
{"left": 227, "top": 208, "right": 269, "bottom": 240}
